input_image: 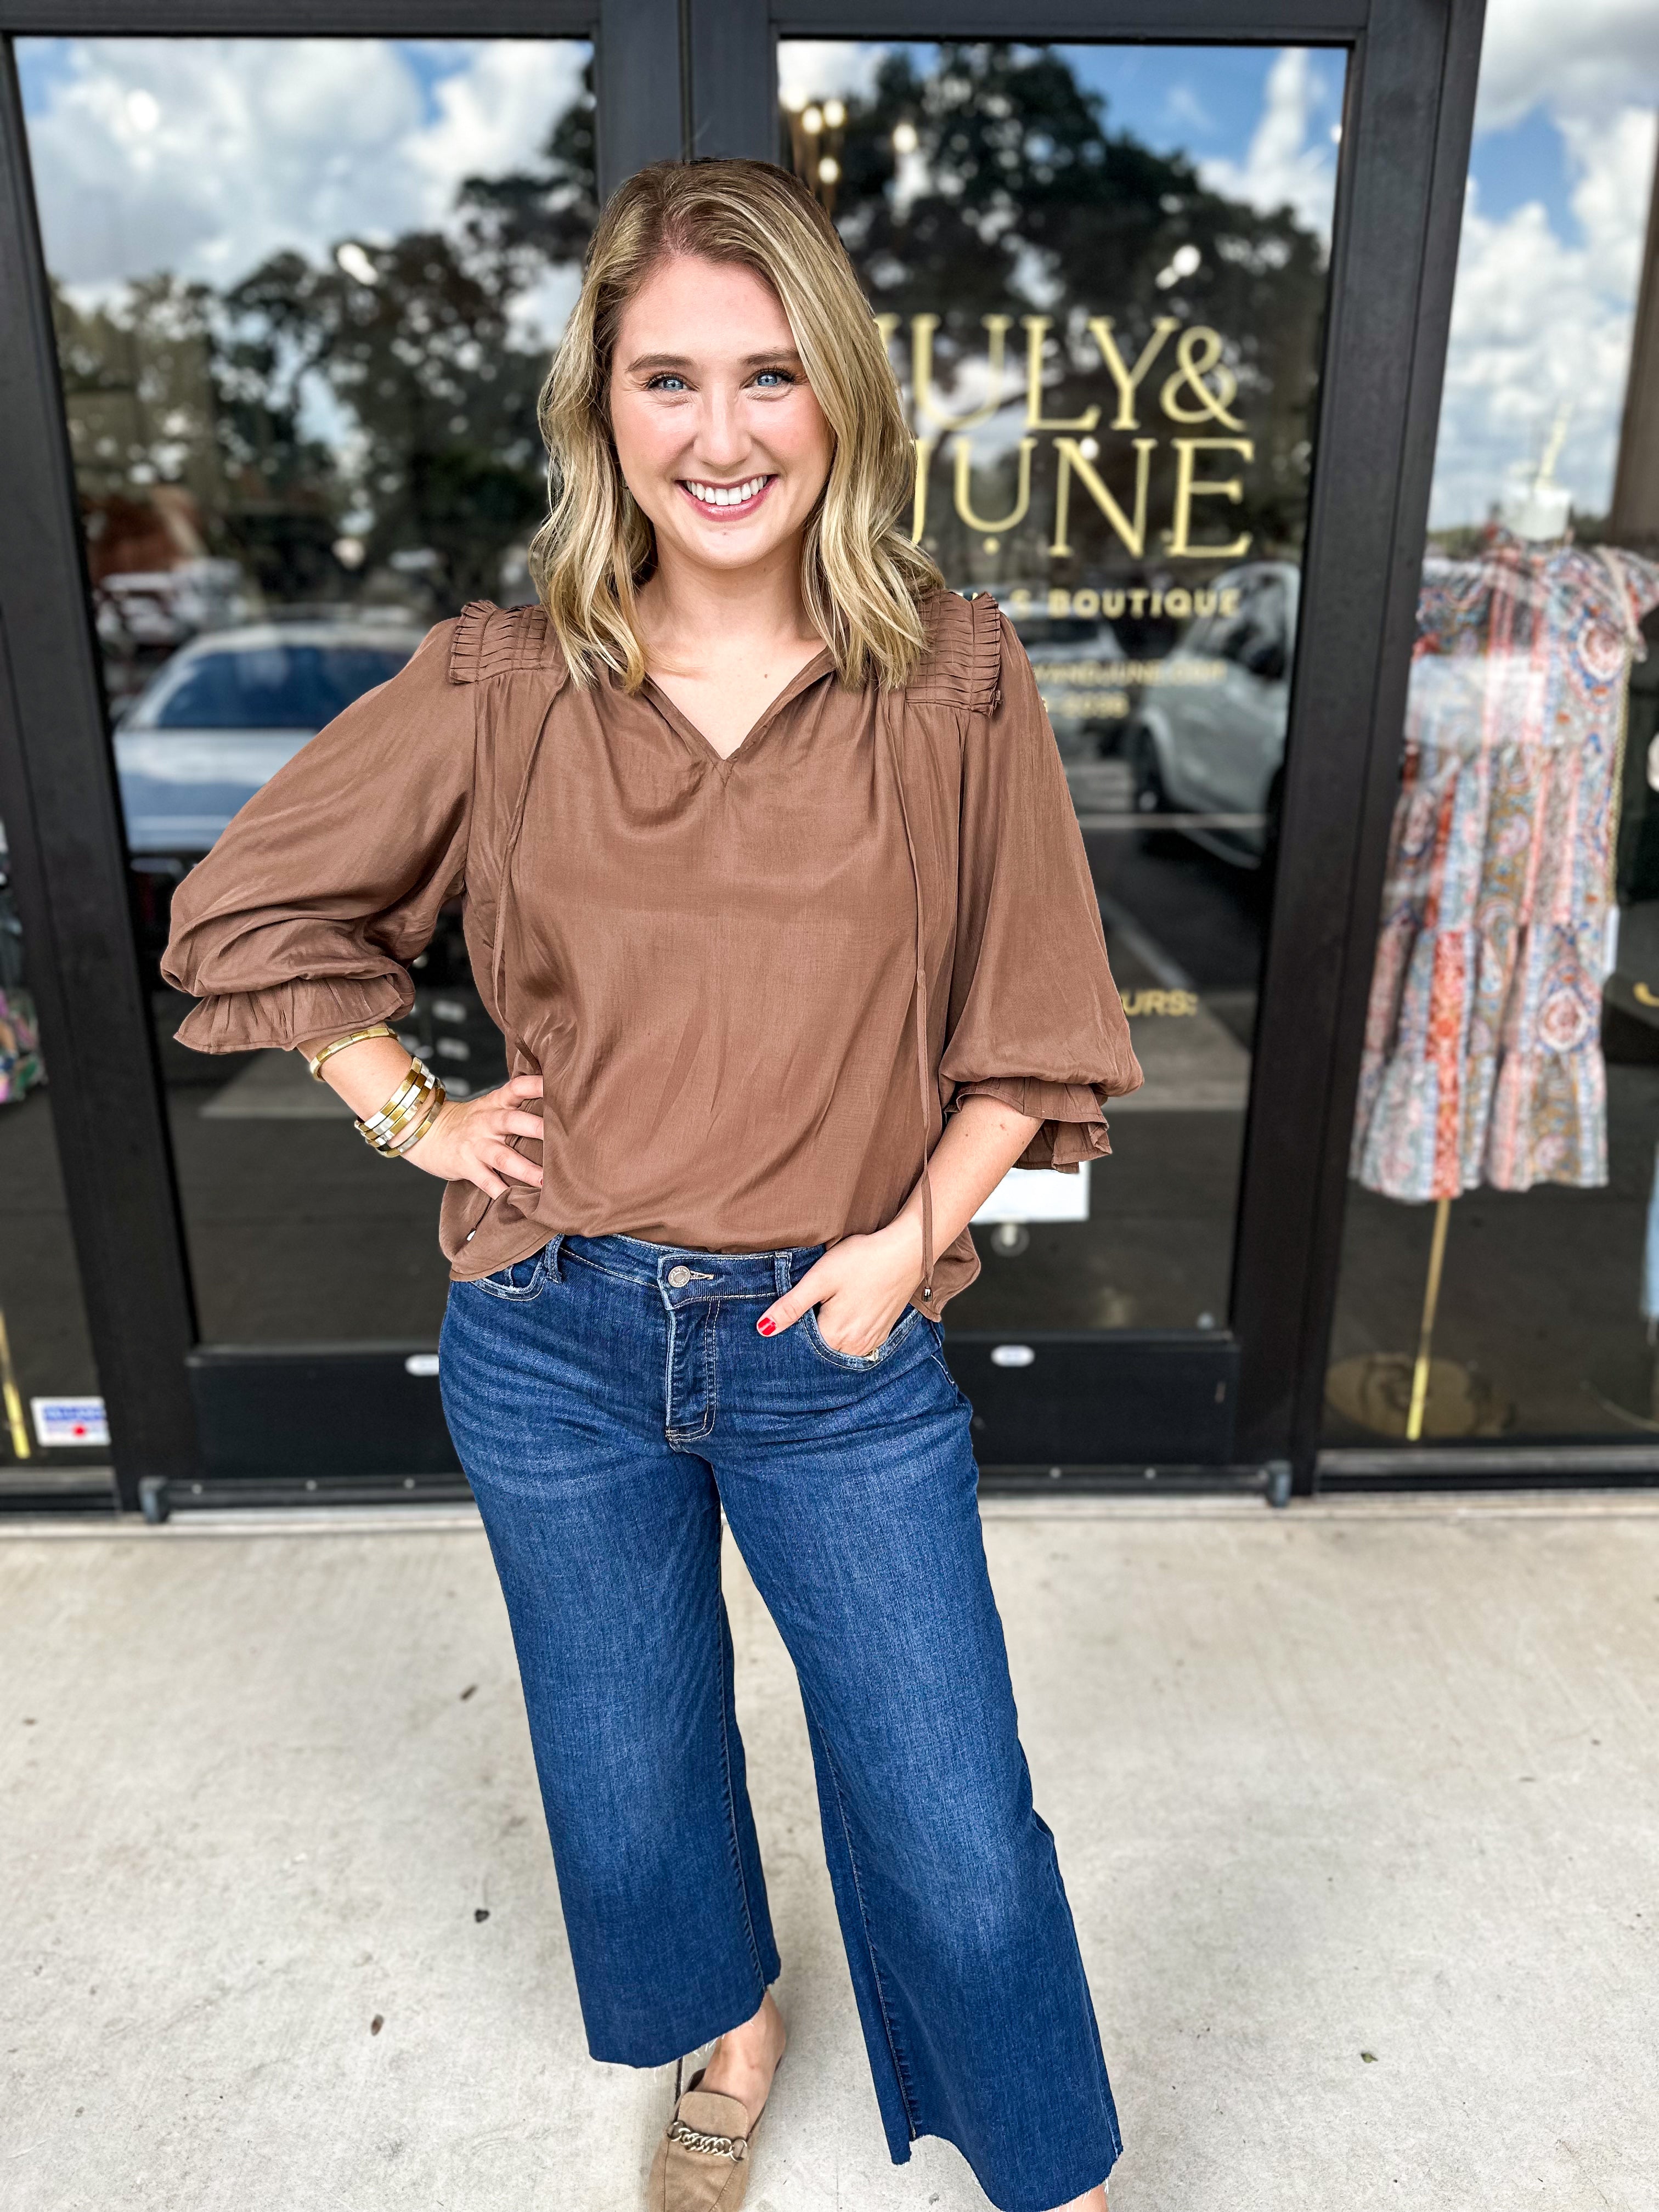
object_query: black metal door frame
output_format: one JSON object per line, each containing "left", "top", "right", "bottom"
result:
{"left": 0, "top": 0, "right": 1484, "bottom": 1505}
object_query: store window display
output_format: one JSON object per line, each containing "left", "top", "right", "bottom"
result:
{"left": 1325, "top": 0, "right": 1659, "bottom": 1443}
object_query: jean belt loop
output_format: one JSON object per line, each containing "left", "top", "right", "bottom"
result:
{"left": 545, "top": 1233, "right": 565, "bottom": 1283}
{"left": 774, "top": 1250, "right": 794, "bottom": 1296}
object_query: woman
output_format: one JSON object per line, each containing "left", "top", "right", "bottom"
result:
{"left": 164, "top": 158, "right": 1141, "bottom": 2212}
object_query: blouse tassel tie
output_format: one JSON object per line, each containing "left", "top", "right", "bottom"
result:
{"left": 881, "top": 689, "right": 936, "bottom": 1308}
{"left": 488, "top": 708, "right": 555, "bottom": 1066}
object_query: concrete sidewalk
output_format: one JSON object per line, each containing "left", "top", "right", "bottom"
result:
{"left": 3, "top": 1495, "right": 1656, "bottom": 2212}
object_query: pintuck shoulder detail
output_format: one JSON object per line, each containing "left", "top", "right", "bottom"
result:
{"left": 906, "top": 588, "right": 1004, "bottom": 714}
{"left": 448, "top": 599, "right": 567, "bottom": 687}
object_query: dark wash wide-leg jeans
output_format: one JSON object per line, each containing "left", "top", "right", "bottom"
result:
{"left": 439, "top": 1231, "right": 1122, "bottom": 2212}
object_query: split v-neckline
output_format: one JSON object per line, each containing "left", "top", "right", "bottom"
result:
{"left": 641, "top": 646, "right": 836, "bottom": 770}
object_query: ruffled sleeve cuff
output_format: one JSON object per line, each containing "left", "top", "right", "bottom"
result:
{"left": 950, "top": 1076, "right": 1130, "bottom": 1170}
{"left": 172, "top": 972, "right": 415, "bottom": 1055}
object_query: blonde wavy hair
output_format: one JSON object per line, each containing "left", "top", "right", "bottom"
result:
{"left": 529, "top": 157, "right": 942, "bottom": 692}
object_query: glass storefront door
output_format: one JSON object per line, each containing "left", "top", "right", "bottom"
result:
{"left": 16, "top": 34, "right": 595, "bottom": 1475}
{"left": 779, "top": 39, "right": 1344, "bottom": 1462}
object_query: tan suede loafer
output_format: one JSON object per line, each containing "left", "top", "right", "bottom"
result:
{"left": 647, "top": 2065, "right": 761, "bottom": 2212}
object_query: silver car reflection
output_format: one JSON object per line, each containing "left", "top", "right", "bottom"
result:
{"left": 1125, "top": 561, "right": 1297, "bottom": 866}
{"left": 996, "top": 596, "right": 1131, "bottom": 820}
{"left": 116, "top": 620, "right": 424, "bottom": 858}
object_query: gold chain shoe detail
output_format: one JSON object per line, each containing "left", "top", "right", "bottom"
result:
{"left": 647, "top": 2064, "right": 765, "bottom": 2212}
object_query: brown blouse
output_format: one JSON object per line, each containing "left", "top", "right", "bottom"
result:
{"left": 162, "top": 588, "right": 1142, "bottom": 1312}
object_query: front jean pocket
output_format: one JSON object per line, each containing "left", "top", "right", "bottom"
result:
{"left": 924, "top": 1323, "right": 973, "bottom": 1412}
{"left": 466, "top": 1246, "right": 550, "bottom": 1302}
{"left": 802, "top": 1300, "right": 923, "bottom": 1372}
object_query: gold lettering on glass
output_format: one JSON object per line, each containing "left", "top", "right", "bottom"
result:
{"left": 952, "top": 436, "right": 1037, "bottom": 534}
{"left": 1049, "top": 436, "right": 1155, "bottom": 558}
{"left": 1020, "top": 317, "right": 1101, "bottom": 431}
{"left": 1169, "top": 438, "right": 1255, "bottom": 559}
{"left": 1159, "top": 327, "right": 1244, "bottom": 430}
{"left": 895, "top": 312, "right": 1274, "bottom": 566}
{"left": 910, "top": 435, "right": 938, "bottom": 541}
{"left": 1085, "top": 315, "right": 1180, "bottom": 431}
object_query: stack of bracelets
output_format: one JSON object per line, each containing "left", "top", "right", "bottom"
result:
{"left": 306, "top": 1023, "right": 448, "bottom": 1158}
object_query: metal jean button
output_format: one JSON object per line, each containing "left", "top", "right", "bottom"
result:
{"left": 667, "top": 1265, "right": 693, "bottom": 1287}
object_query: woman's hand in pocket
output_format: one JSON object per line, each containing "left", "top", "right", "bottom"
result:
{"left": 755, "top": 1218, "right": 923, "bottom": 1356}
{"left": 402, "top": 1073, "right": 545, "bottom": 1197}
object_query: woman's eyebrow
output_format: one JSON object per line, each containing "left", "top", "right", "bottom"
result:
{"left": 624, "top": 348, "right": 804, "bottom": 374}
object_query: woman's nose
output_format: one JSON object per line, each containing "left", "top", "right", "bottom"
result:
{"left": 692, "top": 390, "right": 750, "bottom": 472}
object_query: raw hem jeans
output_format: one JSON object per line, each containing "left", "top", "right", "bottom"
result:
{"left": 439, "top": 1231, "right": 1122, "bottom": 2212}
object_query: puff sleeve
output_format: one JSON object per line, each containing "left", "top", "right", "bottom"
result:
{"left": 161, "top": 618, "right": 473, "bottom": 1052}
{"left": 941, "top": 611, "right": 1142, "bottom": 1166}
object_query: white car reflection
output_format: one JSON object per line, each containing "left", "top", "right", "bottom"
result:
{"left": 116, "top": 620, "right": 424, "bottom": 857}
{"left": 1125, "top": 561, "right": 1297, "bottom": 866}
{"left": 995, "top": 599, "right": 1132, "bottom": 819}
{"left": 1001, "top": 608, "right": 1127, "bottom": 756}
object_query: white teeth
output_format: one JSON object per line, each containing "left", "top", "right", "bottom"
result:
{"left": 685, "top": 475, "right": 768, "bottom": 507}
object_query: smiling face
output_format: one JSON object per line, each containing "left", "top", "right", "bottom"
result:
{"left": 608, "top": 253, "right": 835, "bottom": 583}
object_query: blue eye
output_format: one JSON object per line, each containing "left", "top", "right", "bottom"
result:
{"left": 647, "top": 373, "right": 689, "bottom": 392}
{"left": 753, "top": 368, "right": 798, "bottom": 389}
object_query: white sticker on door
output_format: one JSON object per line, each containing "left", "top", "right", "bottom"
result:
{"left": 31, "top": 1397, "right": 109, "bottom": 1447}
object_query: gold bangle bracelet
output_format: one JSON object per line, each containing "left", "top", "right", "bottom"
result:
{"left": 359, "top": 1083, "right": 433, "bottom": 1149}
{"left": 372, "top": 1081, "right": 444, "bottom": 1158}
{"left": 360, "top": 1070, "right": 442, "bottom": 1159}
{"left": 356, "top": 1061, "right": 430, "bottom": 1138}
{"left": 368, "top": 1098, "right": 432, "bottom": 1152}
{"left": 360, "top": 1057, "right": 424, "bottom": 1114}
{"left": 384, "top": 1084, "right": 447, "bottom": 1157}
{"left": 376, "top": 1071, "right": 438, "bottom": 1142}
{"left": 359, "top": 1101, "right": 435, "bottom": 1157}
{"left": 307, "top": 1024, "right": 395, "bottom": 1081}
{"left": 355, "top": 1068, "right": 432, "bottom": 1147}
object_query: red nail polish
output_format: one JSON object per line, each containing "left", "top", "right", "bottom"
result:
{"left": 757, "top": 1316, "right": 775, "bottom": 1336}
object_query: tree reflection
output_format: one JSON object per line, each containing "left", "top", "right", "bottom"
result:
{"left": 49, "top": 65, "right": 597, "bottom": 650}
{"left": 791, "top": 44, "right": 1328, "bottom": 608}
{"left": 48, "top": 44, "right": 1324, "bottom": 665}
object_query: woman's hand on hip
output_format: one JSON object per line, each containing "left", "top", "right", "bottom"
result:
{"left": 756, "top": 1219, "right": 923, "bottom": 1356}
{"left": 402, "top": 1072, "right": 545, "bottom": 1197}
